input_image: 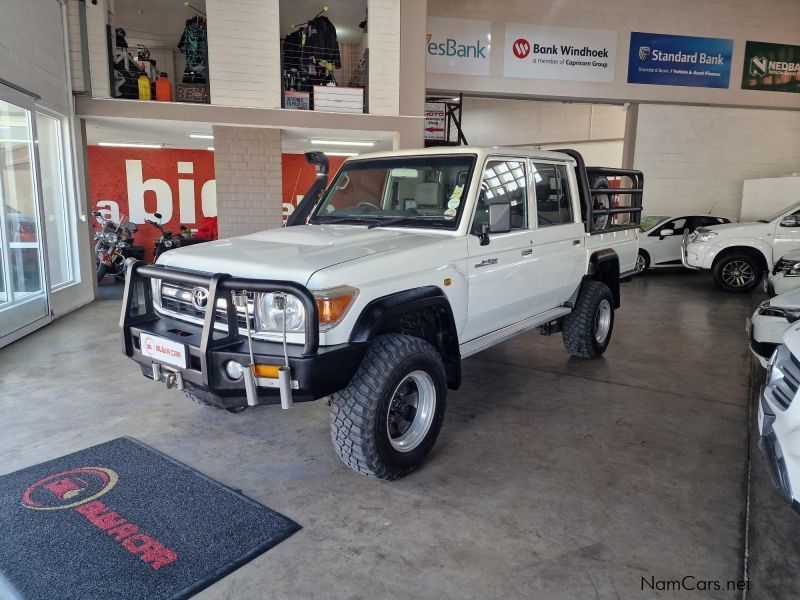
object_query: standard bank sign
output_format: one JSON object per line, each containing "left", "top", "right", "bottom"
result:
{"left": 427, "top": 17, "right": 491, "bottom": 76}
{"left": 628, "top": 32, "right": 734, "bottom": 88}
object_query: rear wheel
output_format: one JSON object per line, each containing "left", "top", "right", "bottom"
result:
{"left": 562, "top": 280, "right": 615, "bottom": 358}
{"left": 635, "top": 250, "right": 650, "bottom": 274}
{"left": 330, "top": 334, "right": 447, "bottom": 480}
{"left": 712, "top": 253, "right": 762, "bottom": 292}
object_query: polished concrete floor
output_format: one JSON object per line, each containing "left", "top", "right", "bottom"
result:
{"left": 1, "top": 270, "right": 796, "bottom": 599}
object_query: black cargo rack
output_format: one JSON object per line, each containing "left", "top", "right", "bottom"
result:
{"left": 120, "top": 260, "right": 320, "bottom": 387}
{"left": 556, "top": 149, "right": 644, "bottom": 234}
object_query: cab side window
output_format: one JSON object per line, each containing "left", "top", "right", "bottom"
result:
{"left": 474, "top": 160, "right": 528, "bottom": 231}
{"left": 532, "top": 162, "right": 573, "bottom": 227}
{"left": 654, "top": 217, "right": 688, "bottom": 236}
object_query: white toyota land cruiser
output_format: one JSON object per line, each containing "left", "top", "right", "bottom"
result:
{"left": 682, "top": 202, "right": 800, "bottom": 293}
{"left": 121, "top": 147, "right": 643, "bottom": 479}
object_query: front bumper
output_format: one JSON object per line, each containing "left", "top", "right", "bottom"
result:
{"left": 767, "top": 270, "right": 800, "bottom": 297}
{"left": 120, "top": 260, "right": 366, "bottom": 409}
{"left": 680, "top": 231, "right": 713, "bottom": 270}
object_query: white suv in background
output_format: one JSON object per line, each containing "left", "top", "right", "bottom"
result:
{"left": 750, "top": 288, "right": 800, "bottom": 367}
{"left": 637, "top": 214, "right": 730, "bottom": 272}
{"left": 759, "top": 322, "right": 800, "bottom": 511}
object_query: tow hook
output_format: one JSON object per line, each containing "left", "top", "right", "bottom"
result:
{"left": 151, "top": 363, "right": 184, "bottom": 390}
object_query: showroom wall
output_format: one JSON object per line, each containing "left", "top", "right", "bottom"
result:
{"left": 0, "top": 0, "right": 94, "bottom": 319}
{"left": 634, "top": 104, "right": 800, "bottom": 219}
{"left": 460, "top": 98, "right": 625, "bottom": 166}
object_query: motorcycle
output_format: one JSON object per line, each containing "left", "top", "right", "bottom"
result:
{"left": 92, "top": 211, "right": 145, "bottom": 282}
{"left": 148, "top": 212, "right": 208, "bottom": 259}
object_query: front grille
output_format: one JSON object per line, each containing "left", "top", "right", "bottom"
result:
{"left": 159, "top": 281, "right": 252, "bottom": 331}
{"left": 772, "top": 351, "right": 800, "bottom": 410}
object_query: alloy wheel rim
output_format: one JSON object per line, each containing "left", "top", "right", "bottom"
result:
{"left": 595, "top": 299, "right": 612, "bottom": 344}
{"left": 635, "top": 254, "right": 646, "bottom": 272}
{"left": 722, "top": 260, "right": 754, "bottom": 288}
{"left": 386, "top": 371, "right": 436, "bottom": 453}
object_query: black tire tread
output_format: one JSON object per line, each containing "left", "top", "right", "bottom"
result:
{"left": 330, "top": 334, "right": 446, "bottom": 480}
{"left": 711, "top": 252, "right": 763, "bottom": 293}
{"left": 562, "top": 280, "right": 613, "bottom": 358}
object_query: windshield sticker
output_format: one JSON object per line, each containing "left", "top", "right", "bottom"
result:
{"left": 447, "top": 197, "right": 461, "bottom": 210}
{"left": 451, "top": 185, "right": 464, "bottom": 200}
{"left": 444, "top": 208, "right": 457, "bottom": 220}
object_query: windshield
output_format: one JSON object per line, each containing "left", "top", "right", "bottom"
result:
{"left": 761, "top": 202, "right": 800, "bottom": 223}
{"left": 639, "top": 216, "right": 669, "bottom": 232}
{"left": 309, "top": 155, "right": 478, "bottom": 230}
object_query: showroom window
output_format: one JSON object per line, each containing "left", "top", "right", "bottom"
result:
{"left": 36, "top": 111, "right": 75, "bottom": 289}
{"left": 477, "top": 160, "right": 527, "bottom": 230}
{"left": 533, "top": 162, "right": 573, "bottom": 227}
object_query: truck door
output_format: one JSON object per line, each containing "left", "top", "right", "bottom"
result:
{"left": 529, "top": 160, "right": 586, "bottom": 311}
{"left": 464, "top": 158, "right": 536, "bottom": 341}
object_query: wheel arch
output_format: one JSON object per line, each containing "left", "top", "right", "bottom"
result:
{"left": 711, "top": 245, "right": 769, "bottom": 272}
{"left": 350, "top": 287, "right": 462, "bottom": 389}
{"left": 588, "top": 249, "right": 620, "bottom": 308}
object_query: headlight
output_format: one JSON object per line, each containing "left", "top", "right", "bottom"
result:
{"left": 254, "top": 286, "right": 359, "bottom": 333}
{"left": 767, "top": 344, "right": 791, "bottom": 388}
{"left": 163, "top": 240, "right": 173, "bottom": 248}
{"left": 777, "top": 260, "right": 800, "bottom": 276}
{"left": 104, "top": 232, "right": 119, "bottom": 244}
{"left": 692, "top": 230, "right": 717, "bottom": 243}
{"left": 758, "top": 300, "right": 800, "bottom": 322}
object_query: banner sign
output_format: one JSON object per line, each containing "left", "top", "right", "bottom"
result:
{"left": 424, "top": 102, "right": 447, "bottom": 141}
{"left": 426, "top": 17, "right": 491, "bottom": 76}
{"left": 627, "top": 32, "right": 733, "bottom": 88}
{"left": 503, "top": 24, "right": 616, "bottom": 82}
{"left": 742, "top": 41, "right": 800, "bottom": 94}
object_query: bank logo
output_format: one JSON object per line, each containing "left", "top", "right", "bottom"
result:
{"left": 639, "top": 46, "right": 651, "bottom": 61}
{"left": 22, "top": 467, "right": 118, "bottom": 511}
{"left": 750, "top": 55, "right": 768, "bottom": 78}
{"left": 513, "top": 38, "right": 531, "bottom": 59}
{"left": 191, "top": 287, "right": 209, "bottom": 310}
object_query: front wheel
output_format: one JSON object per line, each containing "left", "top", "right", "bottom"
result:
{"left": 562, "top": 280, "right": 615, "bottom": 358}
{"left": 330, "top": 334, "right": 447, "bottom": 480}
{"left": 712, "top": 254, "right": 762, "bottom": 293}
{"left": 635, "top": 251, "right": 650, "bottom": 274}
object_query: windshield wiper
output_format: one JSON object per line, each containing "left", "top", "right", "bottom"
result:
{"left": 312, "top": 215, "right": 382, "bottom": 225}
{"left": 367, "top": 215, "right": 447, "bottom": 229}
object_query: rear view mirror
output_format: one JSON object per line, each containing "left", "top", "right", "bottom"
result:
{"left": 660, "top": 228, "right": 674, "bottom": 237}
{"left": 390, "top": 168, "right": 419, "bottom": 179}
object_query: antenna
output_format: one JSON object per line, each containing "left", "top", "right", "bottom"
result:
{"left": 183, "top": 1, "right": 206, "bottom": 16}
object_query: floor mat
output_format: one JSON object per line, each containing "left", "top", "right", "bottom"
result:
{"left": 0, "top": 437, "right": 299, "bottom": 600}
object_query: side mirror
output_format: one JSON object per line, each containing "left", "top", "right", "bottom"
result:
{"left": 488, "top": 202, "right": 511, "bottom": 234}
{"left": 91, "top": 210, "right": 102, "bottom": 217}
{"left": 154, "top": 212, "right": 163, "bottom": 220}
{"left": 659, "top": 228, "right": 674, "bottom": 238}
{"left": 780, "top": 215, "right": 800, "bottom": 227}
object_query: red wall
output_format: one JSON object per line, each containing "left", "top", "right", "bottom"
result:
{"left": 87, "top": 147, "right": 346, "bottom": 262}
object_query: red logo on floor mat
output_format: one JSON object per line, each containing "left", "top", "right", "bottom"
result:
{"left": 21, "top": 467, "right": 178, "bottom": 570}
{"left": 22, "top": 467, "right": 118, "bottom": 510}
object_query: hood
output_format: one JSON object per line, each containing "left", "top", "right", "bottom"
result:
{"left": 700, "top": 221, "right": 772, "bottom": 236}
{"left": 770, "top": 287, "right": 800, "bottom": 310}
{"left": 157, "top": 224, "right": 444, "bottom": 284}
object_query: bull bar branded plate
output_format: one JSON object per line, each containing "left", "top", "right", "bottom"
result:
{"left": 0, "top": 437, "right": 300, "bottom": 600}
{"left": 141, "top": 333, "right": 187, "bottom": 369}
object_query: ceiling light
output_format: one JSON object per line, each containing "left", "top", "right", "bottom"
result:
{"left": 325, "top": 151, "right": 358, "bottom": 157}
{"left": 207, "top": 146, "right": 214, "bottom": 151}
{"left": 98, "top": 142, "right": 163, "bottom": 149}
{"left": 310, "top": 140, "right": 375, "bottom": 147}
{"left": 189, "top": 133, "right": 214, "bottom": 139}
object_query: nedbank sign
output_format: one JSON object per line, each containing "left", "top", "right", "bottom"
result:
{"left": 742, "top": 41, "right": 800, "bottom": 94}
{"left": 426, "top": 17, "right": 491, "bottom": 76}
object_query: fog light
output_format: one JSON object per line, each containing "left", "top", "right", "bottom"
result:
{"left": 225, "top": 360, "right": 244, "bottom": 381}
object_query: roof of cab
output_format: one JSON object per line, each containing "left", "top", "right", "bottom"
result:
{"left": 341, "top": 146, "right": 577, "bottom": 164}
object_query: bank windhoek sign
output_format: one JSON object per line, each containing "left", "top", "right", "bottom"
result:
{"left": 504, "top": 24, "right": 617, "bottom": 82}
{"left": 426, "top": 17, "right": 491, "bottom": 76}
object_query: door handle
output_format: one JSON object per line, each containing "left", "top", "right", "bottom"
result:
{"left": 522, "top": 248, "right": 533, "bottom": 256}
{"left": 573, "top": 240, "right": 581, "bottom": 245}
{"left": 475, "top": 258, "right": 498, "bottom": 268}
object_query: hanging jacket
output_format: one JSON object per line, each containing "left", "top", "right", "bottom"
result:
{"left": 306, "top": 16, "right": 341, "bottom": 69}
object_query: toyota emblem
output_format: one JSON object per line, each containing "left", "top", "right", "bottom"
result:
{"left": 191, "top": 287, "right": 209, "bottom": 310}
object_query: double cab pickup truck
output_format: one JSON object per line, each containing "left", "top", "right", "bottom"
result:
{"left": 121, "top": 147, "right": 644, "bottom": 479}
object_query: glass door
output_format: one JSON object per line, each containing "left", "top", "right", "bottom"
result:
{"left": 0, "top": 86, "right": 51, "bottom": 342}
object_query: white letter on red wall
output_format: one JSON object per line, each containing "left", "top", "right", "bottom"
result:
{"left": 126, "top": 160, "right": 173, "bottom": 223}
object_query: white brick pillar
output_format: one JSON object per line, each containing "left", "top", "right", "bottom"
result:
{"left": 206, "top": 0, "right": 281, "bottom": 108}
{"left": 213, "top": 126, "right": 283, "bottom": 238}
{"left": 368, "top": 0, "right": 401, "bottom": 115}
